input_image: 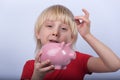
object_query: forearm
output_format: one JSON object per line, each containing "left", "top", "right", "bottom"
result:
{"left": 83, "top": 33, "right": 120, "bottom": 70}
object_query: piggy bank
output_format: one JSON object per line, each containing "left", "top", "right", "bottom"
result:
{"left": 40, "top": 42, "right": 76, "bottom": 69}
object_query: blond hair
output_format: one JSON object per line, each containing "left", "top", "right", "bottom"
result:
{"left": 34, "top": 5, "right": 78, "bottom": 52}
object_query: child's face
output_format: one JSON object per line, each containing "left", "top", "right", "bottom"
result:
{"left": 36, "top": 20, "right": 73, "bottom": 46}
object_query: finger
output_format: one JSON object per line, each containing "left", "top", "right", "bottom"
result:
{"left": 82, "top": 9, "right": 89, "bottom": 18}
{"left": 40, "top": 65, "right": 55, "bottom": 73}
{"left": 74, "top": 16, "right": 80, "bottom": 24}
{"left": 40, "top": 59, "right": 51, "bottom": 68}
{"left": 74, "top": 16, "right": 90, "bottom": 24}
{"left": 74, "top": 16, "right": 83, "bottom": 24}
{"left": 35, "top": 50, "right": 42, "bottom": 63}
{"left": 79, "top": 16, "right": 90, "bottom": 23}
{"left": 74, "top": 16, "right": 80, "bottom": 20}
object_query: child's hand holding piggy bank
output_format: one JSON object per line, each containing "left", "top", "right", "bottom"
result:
{"left": 40, "top": 42, "right": 76, "bottom": 69}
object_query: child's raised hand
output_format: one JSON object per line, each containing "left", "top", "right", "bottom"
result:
{"left": 74, "top": 9, "right": 91, "bottom": 38}
{"left": 32, "top": 51, "right": 54, "bottom": 80}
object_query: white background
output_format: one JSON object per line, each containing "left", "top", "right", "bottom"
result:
{"left": 0, "top": 0, "right": 120, "bottom": 79}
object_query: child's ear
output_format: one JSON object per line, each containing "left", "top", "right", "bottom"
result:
{"left": 70, "top": 36, "right": 75, "bottom": 44}
{"left": 35, "top": 31, "right": 40, "bottom": 39}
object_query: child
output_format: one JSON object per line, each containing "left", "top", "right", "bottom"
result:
{"left": 21, "top": 5, "right": 120, "bottom": 80}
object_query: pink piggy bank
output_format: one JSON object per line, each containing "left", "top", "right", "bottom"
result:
{"left": 40, "top": 42, "right": 76, "bottom": 69}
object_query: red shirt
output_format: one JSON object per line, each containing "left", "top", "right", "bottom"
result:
{"left": 21, "top": 51, "right": 92, "bottom": 80}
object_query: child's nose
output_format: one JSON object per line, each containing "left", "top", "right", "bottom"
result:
{"left": 52, "top": 29, "right": 59, "bottom": 37}
{"left": 52, "top": 33, "right": 58, "bottom": 36}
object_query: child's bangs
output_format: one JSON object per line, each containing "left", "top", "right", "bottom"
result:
{"left": 44, "top": 11, "right": 72, "bottom": 27}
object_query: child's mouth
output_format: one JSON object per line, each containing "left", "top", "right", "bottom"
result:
{"left": 49, "top": 40, "right": 59, "bottom": 43}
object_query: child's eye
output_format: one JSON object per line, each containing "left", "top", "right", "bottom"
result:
{"left": 61, "top": 27, "right": 68, "bottom": 31}
{"left": 46, "top": 25, "right": 52, "bottom": 28}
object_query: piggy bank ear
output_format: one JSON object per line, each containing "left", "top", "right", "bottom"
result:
{"left": 60, "top": 42, "right": 65, "bottom": 47}
{"left": 66, "top": 43, "right": 72, "bottom": 47}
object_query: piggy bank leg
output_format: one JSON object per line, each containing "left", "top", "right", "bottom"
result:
{"left": 62, "top": 66, "right": 67, "bottom": 69}
{"left": 55, "top": 65, "right": 67, "bottom": 69}
{"left": 55, "top": 65, "right": 62, "bottom": 69}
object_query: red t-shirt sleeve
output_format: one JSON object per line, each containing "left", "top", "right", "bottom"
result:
{"left": 76, "top": 51, "right": 92, "bottom": 74}
{"left": 21, "top": 60, "right": 34, "bottom": 80}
